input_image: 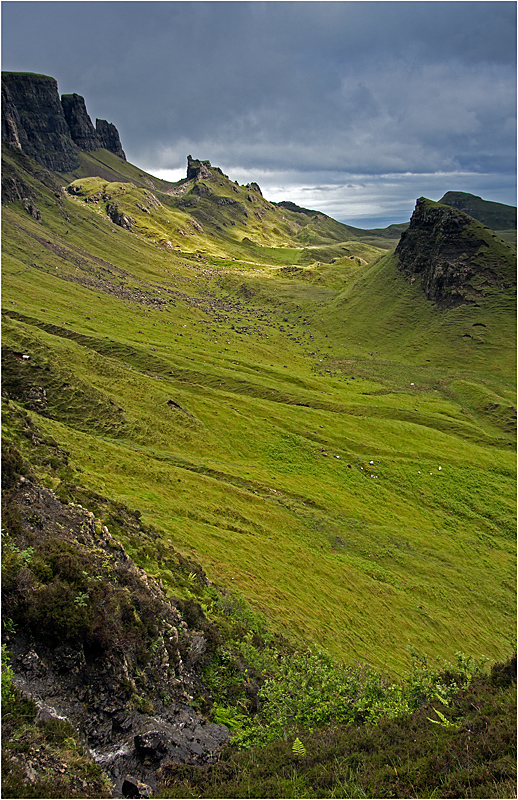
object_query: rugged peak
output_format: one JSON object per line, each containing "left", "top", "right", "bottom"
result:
{"left": 395, "top": 197, "right": 516, "bottom": 306}
{"left": 95, "top": 118, "right": 126, "bottom": 160}
{"left": 1, "top": 71, "right": 127, "bottom": 171}
{"left": 186, "top": 155, "right": 224, "bottom": 181}
{"left": 187, "top": 155, "right": 211, "bottom": 180}
{"left": 61, "top": 93, "right": 102, "bottom": 151}
{"left": 246, "top": 182, "right": 263, "bottom": 196}
{"left": 1, "top": 72, "right": 79, "bottom": 172}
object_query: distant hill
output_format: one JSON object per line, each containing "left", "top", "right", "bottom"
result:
{"left": 439, "top": 191, "right": 516, "bottom": 231}
{"left": 395, "top": 197, "right": 516, "bottom": 306}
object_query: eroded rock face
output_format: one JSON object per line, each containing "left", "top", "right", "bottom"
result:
{"left": 395, "top": 197, "right": 516, "bottom": 306}
{"left": 107, "top": 201, "right": 135, "bottom": 230}
{"left": 4, "top": 478, "right": 229, "bottom": 797}
{"left": 1, "top": 72, "right": 127, "bottom": 170}
{"left": 61, "top": 93, "right": 103, "bottom": 152}
{"left": 187, "top": 155, "right": 213, "bottom": 181}
{"left": 186, "top": 155, "right": 224, "bottom": 181}
{"left": 1, "top": 72, "right": 80, "bottom": 172}
{"left": 96, "top": 118, "right": 126, "bottom": 160}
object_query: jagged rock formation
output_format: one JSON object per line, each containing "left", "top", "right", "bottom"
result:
{"left": 1, "top": 72, "right": 126, "bottom": 172}
{"left": 186, "top": 154, "right": 224, "bottom": 181}
{"left": 2, "top": 72, "right": 80, "bottom": 172}
{"left": 395, "top": 197, "right": 516, "bottom": 306}
{"left": 61, "top": 93, "right": 103, "bottom": 151}
{"left": 246, "top": 182, "right": 262, "bottom": 196}
{"left": 96, "top": 118, "right": 126, "bottom": 160}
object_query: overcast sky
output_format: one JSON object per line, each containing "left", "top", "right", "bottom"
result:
{"left": 2, "top": 1, "right": 516, "bottom": 227}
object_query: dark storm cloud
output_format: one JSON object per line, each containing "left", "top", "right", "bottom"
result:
{"left": 2, "top": 1, "right": 515, "bottom": 225}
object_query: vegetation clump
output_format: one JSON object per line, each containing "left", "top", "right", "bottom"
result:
{"left": 156, "top": 654, "right": 517, "bottom": 799}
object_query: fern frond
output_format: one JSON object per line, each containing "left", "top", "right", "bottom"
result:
{"left": 292, "top": 737, "right": 306, "bottom": 758}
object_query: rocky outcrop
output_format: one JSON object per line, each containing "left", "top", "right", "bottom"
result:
{"left": 96, "top": 118, "right": 126, "bottom": 160}
{"left": 186, "top": 155, "right": 224, "bottom": 181}
{"left": 61, "top": 93, "right": 103, "bottom": 151}
{"left": 3, "top": 476, "right": 229, "bottom": 797}
{"left": 395, "top": 197, "right": 516, "bottom": 306}
{"left": 2, "top": 72, "right": 126, "bottom": 171}
{"left": 1, "top": 72, "right": 80, "bottom": 172}
{"left": 246, "top": 182, "right": 263, "bottom": 197}
{"left": 106, "top": 201, "right": 135, "bottom": 230}
{"left": 187, "top": 155, "right": 213, "bottom": 181}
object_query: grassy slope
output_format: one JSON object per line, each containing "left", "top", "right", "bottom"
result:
{"left": 2, "top": 145, "right": 516, "bottom": 675}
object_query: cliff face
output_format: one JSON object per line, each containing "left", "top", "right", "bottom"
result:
{"left": 61, "top": 92, "right": 103, "bottom": 151}
{"left": 96, "top": 118, "right": 126, "bottom": 160}
{"left": 2, "top": 72, "right": 80, "bottom": 172}
{"left": 2, "top": 72, "right": 126, "bottom": 171}
{"left": 395, "top": 197, "right": 516, "bottom": 306}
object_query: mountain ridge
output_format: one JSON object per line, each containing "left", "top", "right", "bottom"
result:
{"left": 395, "top": 196, "right": 516, "bottom": 306}
{"left": 1, "top": 71, "right": 126, "bottom": 173}
{"left": 439, "top": 190, "right": 516, "bottom": 231}
{"left": 4, "top": 71, "right": 515, "bottom": 241}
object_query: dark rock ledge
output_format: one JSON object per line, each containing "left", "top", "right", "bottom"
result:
{"left": 4, "top": 478, "right": 229, "bottom": 797}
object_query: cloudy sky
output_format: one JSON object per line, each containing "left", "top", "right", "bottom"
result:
{"left": 2, "top": 1, "right": 516, "bottom": 227}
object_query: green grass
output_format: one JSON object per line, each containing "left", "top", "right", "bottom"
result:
{"left": 2, "top": 143, "right": 516, "bottom": 676}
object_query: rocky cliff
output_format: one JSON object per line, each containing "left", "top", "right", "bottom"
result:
{"left": 395, "top": 197, "right": 516, "bottom": 306}
{"left": 61, "top": 93, "right": 103, "bottom": 152}
{"left": 2, "top": 72, "right": 126, "bottom": 172}
{"left": 186, "top": 155, "right": 224, "bottom": 181}
{"left": 96, "top": 118, "right": 126, "bottom": 160}
{"left": 2, "top": 72, "right": 80, "bottom": 172}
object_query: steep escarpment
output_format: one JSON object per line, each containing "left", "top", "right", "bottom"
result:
{"left": 2, "top": 72, "right": 80, "bottom": 172}
{"left": 1, "top": 72, "right": 125, "bottom": 172}
{"left": 61, "top": 93, "right": 104, "bottom": 152}
{"left": 61, "top": 93, "right": 126, "bottom": 160}
{"left": 395, "top": 197, "right": 516, "bottom": 306}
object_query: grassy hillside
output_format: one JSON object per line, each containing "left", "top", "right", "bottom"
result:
{"left": 2, "top": 143, "right": 516, "bottom": 678}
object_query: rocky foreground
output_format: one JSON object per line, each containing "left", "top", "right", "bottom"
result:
{"left": 3, "top": 466, "right": 230, "bottom": 797}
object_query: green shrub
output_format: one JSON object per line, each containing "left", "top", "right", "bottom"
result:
{"left": 157, "top": 655, "right": 516, "bottom": 799}
{"left": 1, "top": 645, "right": 16, "bottom": 707}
